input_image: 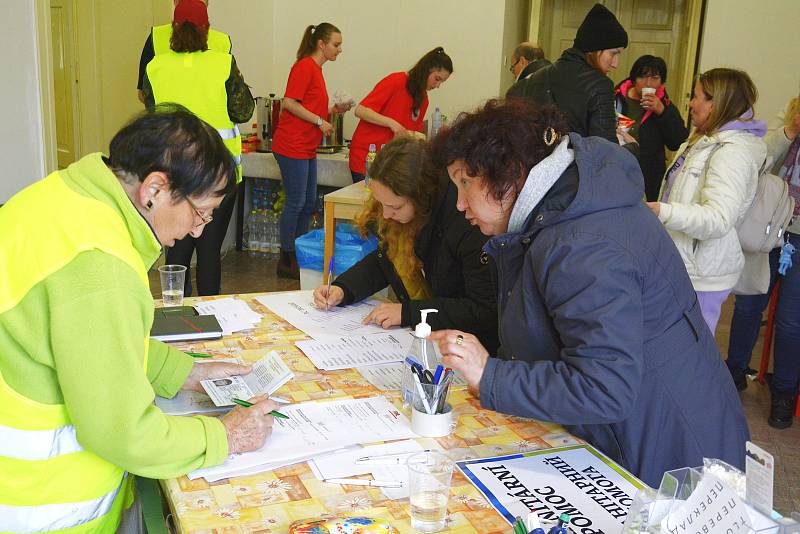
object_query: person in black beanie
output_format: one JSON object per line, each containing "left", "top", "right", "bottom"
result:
{"left": 511, "top": 3, "right": 629, "bottom": 145}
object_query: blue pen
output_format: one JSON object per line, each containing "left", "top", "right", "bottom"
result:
{"left": 324, "top": 256, "right": 335, "bottom": 311}
{"left": 432, "top": 364, "right": 444, "bottom": 384}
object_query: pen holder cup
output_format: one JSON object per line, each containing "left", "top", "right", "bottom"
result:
{"left": 411, "top": 403, "right": 454, "bottom": 438}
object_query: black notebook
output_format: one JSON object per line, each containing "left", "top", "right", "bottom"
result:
{"left": 150, "top": 312, "right": 223, "bottom": 342}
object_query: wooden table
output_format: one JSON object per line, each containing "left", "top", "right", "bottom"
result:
{"left": 160, "top": 292, "right": 579, "bottom": 533}
{"left": 322, "top": 181, "right": 369, "bottom": 284}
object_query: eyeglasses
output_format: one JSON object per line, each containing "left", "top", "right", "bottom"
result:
{"left": 185, "top": 196, "right": 213, "bottom": 227}
{"left": 509, "top": 57, "right": 520, "bottom": 73}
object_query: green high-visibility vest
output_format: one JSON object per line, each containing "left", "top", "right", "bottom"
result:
{"left": 151, "top": 23, "right": 231, "bottom": 55}
{"left": 147, "top": 50, "right": 242, "bottom": 180}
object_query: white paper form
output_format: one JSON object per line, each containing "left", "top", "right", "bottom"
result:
{"left": 296, "top": 332, "right": 414, "bottom": 371}
{"left": 357, "top": 362, "right": 468, "bottom": 391}
{"left": 309, "top": 440, "right": 425, "bottom": 500}
{"left": 201, "top": 351, "right": 293, "bottom": 406}
{"left": 193, "top": 297, "right": 261, "bottom": 335}
{"left": 189, "top": 396, "right": 415, "bottom": 482}
{"left": 255, "top": 291, "right": 396, "bottom": 340}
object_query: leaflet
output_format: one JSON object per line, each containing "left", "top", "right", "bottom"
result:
{"left": 296, "top": 332, "right": 414, "bottom": 370}
{"left": 255, "top": 291, "right": 396, "bottom": 340}
{"left": 190, "top": 396, "right": 415, "bottom": 482}
{"left": 201, "top": 351, "right": 293, "bottom": 407}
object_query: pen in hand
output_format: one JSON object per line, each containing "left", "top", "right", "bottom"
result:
{"left": 325, "top": 256, "right": 335, "bottom": 311}
{"left": 231, "top": 397, "right": 289, "bottom": 419}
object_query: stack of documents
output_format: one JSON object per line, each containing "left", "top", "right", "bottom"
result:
{"left": 309, "top": 440, "right": 426, "bottom": 499}
{"left": 295, "top": 332, "right": 413, "bottom": 371}
{"left": 189, "top": 396, "right": 415, "bottom": 482}
{"left": 194, "top": 297, "right": 262, "bottom": 335}
{"left": 255, "top": 291, "right": 396, "bottom": 341}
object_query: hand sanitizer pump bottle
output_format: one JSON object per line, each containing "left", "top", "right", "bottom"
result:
{"left": 401, "top": 309, "right": 438, "bottom": 407}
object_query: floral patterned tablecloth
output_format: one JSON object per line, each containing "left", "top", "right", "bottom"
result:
{"left": 160, "top": 293, "right": 580, "bottom": 533}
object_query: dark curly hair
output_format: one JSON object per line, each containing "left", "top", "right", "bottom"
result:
{"left": 430, "top": 98, "right": 568, "bottom": 201}
{"left": 170, "top": 22, "right": 208, "bottom": 53}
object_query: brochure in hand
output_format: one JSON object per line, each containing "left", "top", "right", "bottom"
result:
{"left": 200, "top": 351, "right": 294, "bottom": 407}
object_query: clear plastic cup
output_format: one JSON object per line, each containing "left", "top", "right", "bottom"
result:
{"left": 641, "top": 87, "right": 656, "bottom": 98}
{"left": 407, "top": 451, "right": 453, "bottom": 532}
{"left": 158, "top": 265, "right": 186, "bottom": 306}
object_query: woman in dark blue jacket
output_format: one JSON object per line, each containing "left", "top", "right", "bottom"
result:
{"left": 429, "top": 99, "right": 749, "bottom": 488}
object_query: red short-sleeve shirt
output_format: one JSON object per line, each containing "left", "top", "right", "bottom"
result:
{"left": 272, "top": 56, "right": 329, "bottom": 159}
{"left": 349, "top": 72, "right": 428, "bottom": 174}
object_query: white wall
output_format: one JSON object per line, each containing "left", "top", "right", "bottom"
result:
{"left": 210, "top": 0, "right": 513, "bottom": 138}
{"left": 699, "top": 0, "right": 800, "bottom": 129}
{"left": 500, "top": 0, "right": 529, "bottom": 95}
{"left": 0, "top": 1, "right": 46, "bottom": 203}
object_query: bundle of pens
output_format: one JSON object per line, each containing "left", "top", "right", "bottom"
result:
{"left": 512, "top": 512, "right": 571, "bottom": 534}
{"left": 410, "top": 363, "right": 454, "bottom": 415}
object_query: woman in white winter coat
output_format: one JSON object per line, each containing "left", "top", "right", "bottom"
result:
{"left": 646, "top": 68, "right": 767, "bottom": 333}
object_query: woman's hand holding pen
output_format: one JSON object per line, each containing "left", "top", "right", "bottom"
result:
{"left": 313, "top": 285, "right": 344, "bottom": 309}
{"left": 362, "top": 303, "right": 402, "bottom": 328}
{"left": 221, "top": 395, "right": 279, "bottom": 454}
{"left": 429, "top": 330, "right": 488, "bottom": 397}
{"left": 182, "top": 361, "right": 252, "bottom": 393}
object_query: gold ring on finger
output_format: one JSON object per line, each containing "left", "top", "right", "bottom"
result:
{"left": 456, "top": 334, "right": 464, "bottom": 346}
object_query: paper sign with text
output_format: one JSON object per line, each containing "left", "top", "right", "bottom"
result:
{"left": 457, "top": 445, "right": 644, "bottom": 534}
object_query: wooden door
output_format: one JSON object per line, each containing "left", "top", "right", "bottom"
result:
{"left": 538, "top": 0, "right": 691, "bottom": 110}
{"left": 50, "top": 0, "right": 79, "bottom": 168}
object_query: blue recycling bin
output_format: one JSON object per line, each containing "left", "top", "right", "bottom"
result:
{"left": 295, "top": 223, "right": 378, "bottom": 277}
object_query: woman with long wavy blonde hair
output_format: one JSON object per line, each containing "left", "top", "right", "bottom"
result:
{"left": 312, "top": 136, "right": 499, "bottom": 352}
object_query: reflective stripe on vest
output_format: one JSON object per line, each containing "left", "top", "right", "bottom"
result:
{"left": 0, "top": 474, "right": 128, "bottom": 533}
{"left": 0, "top": 169, "right": 149, "bottom": 532}
{"left": 151, "top": 24, "right": 231, "bottom": 56}
{"left": 147, "top": 50, "right": 242, "bottom": 182}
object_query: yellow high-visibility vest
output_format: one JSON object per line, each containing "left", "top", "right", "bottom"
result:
{"left": 0, "top": 171, "right": 151, "bottom": 533}
{"left": 151, "top": 23, "right": 231, "bottom": 56}
{"left": 147, "top": 50, "right": 242, "bottom": 181}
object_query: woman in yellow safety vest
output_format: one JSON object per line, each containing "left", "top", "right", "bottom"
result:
{"left": 142, "top": 0, "right": 254, "bottom": 296}
{"left": 0, "top": 107, "right": 279, "bottom": 533}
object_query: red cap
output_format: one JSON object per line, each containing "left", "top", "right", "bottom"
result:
{"left": 173, "top": 0, "right": 209, "bottom": 30}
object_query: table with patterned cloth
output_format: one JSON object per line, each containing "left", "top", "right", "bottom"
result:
{"left": 159, "top": 292, "right": 581, "bottom": 533}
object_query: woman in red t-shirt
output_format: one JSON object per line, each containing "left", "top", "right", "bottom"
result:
{"left": 272, "top": 22, "right": 352, "bottom": 279}
{"left": 349, "top": 47, "right": 453, "bottom": 182}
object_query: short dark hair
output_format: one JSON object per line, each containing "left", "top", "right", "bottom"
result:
{"left": 106, "top": 104, "right": 236, "bottom": 200}
{"left": 513, "top": 42, "right": 545, "bottom": 62}
{"left": 431, "top": 99, "right": 568, "bottom": 202}
{"left": 628, "top": 55, "right": 667, "bottom": 83}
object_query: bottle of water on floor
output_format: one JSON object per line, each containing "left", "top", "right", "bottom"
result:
{"left": 247, "top": 206, "right": 259, "bottom": 256}
{"left": 268, "top": 211, "right": 281, "bottom": 259}
{"left": 365, "top": 143, "right": 377, "bottom": 186}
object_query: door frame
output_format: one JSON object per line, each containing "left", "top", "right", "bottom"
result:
{"left": 528, "top": 0, "right": 705, "bottom": 118}
{"left": 34, "top": 0, "right": 57, "bottom": 173}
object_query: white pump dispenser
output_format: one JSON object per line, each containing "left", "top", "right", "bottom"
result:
{"left": 414, "top": 308, "right": 438, "bottom": 338}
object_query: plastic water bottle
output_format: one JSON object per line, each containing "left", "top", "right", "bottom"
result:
{"left": 365, "top": 143, "right": 377, "bottom": 185}
{"left": 257, "top": 207, "right": 270, "bottom": 257}
{"left": 247, "top": 207, "right": 259, "bottom": 256}
{"left": 268, "top": 211, "right": 281, "bottom": 259}
{"left": 431, "top": 107, "right": 442, "bottom": 138}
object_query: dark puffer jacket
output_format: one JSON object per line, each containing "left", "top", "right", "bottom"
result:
{"left": 614, "top": 80, "right": 689, "bottom": 201}
{"left": 333, "top": 174, "right": 499, "bottom": 353}
{"left": 512, "top": 48, "right": 617, "bottom": 144}
{"left": 479, "top": 133, "right": 749, "bottom": 487}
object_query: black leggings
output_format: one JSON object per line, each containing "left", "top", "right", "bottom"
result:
{"left": 166, "top": 189, "right": 237, "bottom": 296}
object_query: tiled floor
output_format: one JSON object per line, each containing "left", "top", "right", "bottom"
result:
{"left": 150, "top": 250, "right": 799, "bottom": 515}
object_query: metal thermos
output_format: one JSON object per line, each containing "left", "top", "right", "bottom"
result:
{"left": 321, "top": 112, "right": 344, "bottom": 147}
{"left": 256, "top": 94, "right": 281, "bottom": 151}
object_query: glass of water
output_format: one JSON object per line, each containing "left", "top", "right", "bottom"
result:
{"left": 158, "top": 265, "right": 186, "bottom": 306}
{"left": 407, "top": 450, "right": 453, "bottom": 532}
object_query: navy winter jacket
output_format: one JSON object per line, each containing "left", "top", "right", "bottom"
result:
{"left": 479, "top": 133, "right": 749, "bottom": 487}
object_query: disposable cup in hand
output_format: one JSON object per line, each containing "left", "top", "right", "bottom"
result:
{"left": 641, "top": 87, "right": 656, "bottom": 98}
{"left": 407, "top": 451, "right": 453, "bottom": 533}
{"left": 158, "top": 265, "right": 186, "bottom": 306}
